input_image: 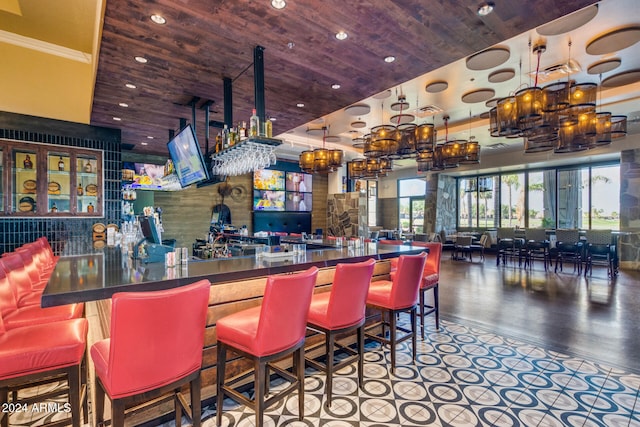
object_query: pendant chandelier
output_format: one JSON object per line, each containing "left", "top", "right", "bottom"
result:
{"left": 489, "top": 39, "right": 627, "bottom": 153}
{"left": 299, "top": 126, "right": 344, "bottom": 174}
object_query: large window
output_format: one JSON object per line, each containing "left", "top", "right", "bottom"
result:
{"left": 457, "top": 163, "right": 619, "bottom": 230}
{"left": 590, "top": 165, "right": 620, "bottom": 229}
{"left": 399, "top": 178, "right": 426, "bottom": 233}
{"left": 500, "top": 173, "right": 525, "bottom": 228}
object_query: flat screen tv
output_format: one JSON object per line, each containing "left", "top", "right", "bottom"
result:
{"left": 253, "top": 189, "right": 285, "bottom": 211}
{"left": 253, "top": 169, "right": 285, "bottom": 191}
{"left": 167, "top": 125, "right": 209, "bottom": 188}
{"left": 285, "top": 192, "right": 312, "bottom": 211}
{"left": 285, "top": 172, "right": 312, "bottom": 192}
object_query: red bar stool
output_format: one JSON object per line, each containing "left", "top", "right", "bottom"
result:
{"left": 216, "top": 267, "right": 319, "bottom": 427}
{"left": 305, "top": 259, "right": 376, "bottom": 407}
{"left": 0, "top": 260, "right": 84, "bottom": 330}
{"left": 91, "top": 280, "right": 210, "bottom": 427}
{"left": 365, "top": 252, "right": 427, "bottom": 373}
{"left": 412, "top": 242, "right": 442, "bottom": 336}
{"left": 0, "top": 314, "right": 88, "bottom": 427}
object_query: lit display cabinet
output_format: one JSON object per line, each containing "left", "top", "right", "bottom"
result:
{"left": 1, "top": 139, "right": 103, "bottom": 216}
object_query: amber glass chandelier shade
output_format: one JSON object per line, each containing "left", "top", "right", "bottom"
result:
{"left": 391, "top": 123, "right": 417, "bottom": 159}
{"left": 542, "top": 82, "right": 571, "bottom": 112}
{"left": 329, "top": 149, "right": 344, "bottom": 170}
{"left": 515, "top": 87, "right": 544, "bottom": 130}
{"left": 460, "top": 140, "right": 480, "bottom": 164}
{"left": 595, "top": 112, "right": 612, "bottom": 145}
{"left": 415, "top": 123, "right": 436, "bottom": 151}
{"left": 299, "top": 150, "right": 315, "bottom": 172}
{"left": 611, "top": 115, "right": 628, "bottom": 138}
{"left": 570, "top": 82, "right": 597, "bottom": 106}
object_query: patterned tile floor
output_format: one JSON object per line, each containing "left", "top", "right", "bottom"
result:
{"left": 9, "top": 318, "right": 640, "bottom": 426}
{"left": 179, "top": 318, "right": 640, "bottom": 427}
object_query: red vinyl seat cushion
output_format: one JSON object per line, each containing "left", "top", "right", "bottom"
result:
{"left": 216, "top": 306, "right": 263, "bottom": 355}
{"left": 3, "top": 303, "right": 84, "bottom": 330}
{"left": 422, "top": 273, "right": 439, "bottom": 288}
{"left": 366, "top": 280, "right": 395, "bottom": 308}
{"left": 0, "top": 318, "right": 87, "bottom": 380}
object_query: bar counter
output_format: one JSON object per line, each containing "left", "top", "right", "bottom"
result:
{"left": 42, "top": 242, "right": 422, "bottom": 307}
{"left": 42, "top": 243, "right": 425, "bottom": 425}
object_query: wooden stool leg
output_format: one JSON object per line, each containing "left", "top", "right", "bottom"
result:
{"left": 216, "top": 344, "right": 227, "bottom": 427}
{"left": 175, "top": 387, "right": 183, "bottom": 427}
{"left": 296, "top": 347, "right": 305, "bottom": 421}
{"left": 411, "top": 308, "right": 417, "bottom": 362}
{"left": 112, "top": 399, "right": 126, "bottom": 427}
{"left": 94, "top": 380, "right": 105, "bottom": 426}
{"left": 325, "top": 332, "right": 335, "bottom": 407}
{"left": 68, "top": 365, "right": 81, "bottom": 427}
{"left": 389, "top": 310, "right": 397, "bottom": 374}
{"left": 419, "top": 289, "right": 426, "bottom": 339}
{"left": 1, "top": 388, "right": 9, "bottom": 427}
{"left": 433, "top": 285, "right": 440, "bottom": 331}
{"left": 357, "top": 326, "right": 364, "bottom": 389}
{"left": 191, "top": 373, "right": 202, "bottom": 427}
{"left": 254, "top": 359, "right": 266, "bottom": 427}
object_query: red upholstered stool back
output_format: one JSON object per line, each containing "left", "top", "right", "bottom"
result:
{"left": 255, "top": 267, "right": 318, "bottom": 355}
{"left": 14, "top": 248, "right": 42, "bottom": 286}
{"left": 412, "top": 242, "right": 442, "bottom": 278}
{"left": 390, "top": 253, "right": 428, "bottom": 308}
{"left": 324, "top": 259, "right": 375, "bottom": 329}
{"left": 379, "top": 240, "right": 406, "bottom": 245}
{"left": 0, "top": 264, "right": 19, "bottom": 317}
{"left": 99, "top": 280, "right": 210, "bottom": 398}
{"left": 0, "top": 253, "right": 33, "bottom": 301}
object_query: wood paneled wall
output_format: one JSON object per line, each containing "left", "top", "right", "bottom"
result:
{"left": 154, "top": 175, "right": 252, "bottom": 248}
{"left": 311, "top": 174, "right": 328, "bottom": 234}
{"left": 155, "top": 173, "right": 328, "bottom": 247}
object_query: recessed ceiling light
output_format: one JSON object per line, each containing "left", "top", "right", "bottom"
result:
{"left": 113, "top": 117, "right": 122, "bottom": 121}
{"left": 477, "top": 1, "right": 495, "bottom": 16}
{"left": 270, "top": 117, "right": 276, "bottom": 121}
{"left": 119, "top": 102, "right": 129, "bottom": 107}
{"left": 141, "top": 141, "right": 149, "bottom": 146}
{"left": 125, "top": 83, "right": 136, "bottom": 89}
{"left": 147, "top": 136, "right": 154, "bottom": 139}
{"left": 271, "top": 0, "right": 286, "bottom": 10}
{"left": 287, "top": 41, "right": 295, "bottom": 49}
{"left": 296, "top": 103, "right": 305, "bottom": 108}
{"left": 134, "top": 56, "right": 148, "bottom": 63}
{"left": 384, "top": 56, "right": 396, "bottom": 63}
{"left": 150, "top": 14, "right": 166, "bottom": 24}
{"left": 335, "top": 31, "right": 348, "bottom": 40}
{"left": 331, "top": 83, "right": 341, "bottom": 89}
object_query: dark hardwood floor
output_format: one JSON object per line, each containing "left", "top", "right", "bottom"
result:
{"left": 438, "top": 251, "right": 640, "bottom": 374}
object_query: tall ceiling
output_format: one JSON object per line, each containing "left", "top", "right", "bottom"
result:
{"left": 2, "top": 0, "right": 640, "bottom": 168}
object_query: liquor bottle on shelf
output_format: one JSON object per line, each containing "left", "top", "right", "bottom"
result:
{"left": 87, "top": 202, "right": 94, "bottom": 213}
{"left": 58, "top": 157, "right": 65, "bottom": 171}
{"left": 23, "top": 155, "right": 33, "bottom": 169}
{"left": 265, "top": 116, "right": 273, "bottom": 138}
{"left": 249, "top": 109, "right": 259, "bottom": 137}
{"left": 77, "top": 184, "right": 83, "bottom": 196}
{"left": 50, "top": 203, "right": 58, "bottom": 213}
{"left": 84, "top": 161, "right": 92, "bottom": 173}
{"left": 239, "top": 121, "right": 247, "bottom": 141}
{"left": 223, "top": 124, "right": 230, "bottom": 149}
{"left": 215, "top": 133, "right": 222, "bottom": 153}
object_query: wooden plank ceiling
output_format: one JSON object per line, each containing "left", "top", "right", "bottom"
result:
{"left": 90, "top": 0, "right": 598, "bottom": 156}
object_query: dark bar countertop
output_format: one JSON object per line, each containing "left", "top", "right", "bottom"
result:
{"left": 42, "top": 243, "right": 425, "bottom": 307}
